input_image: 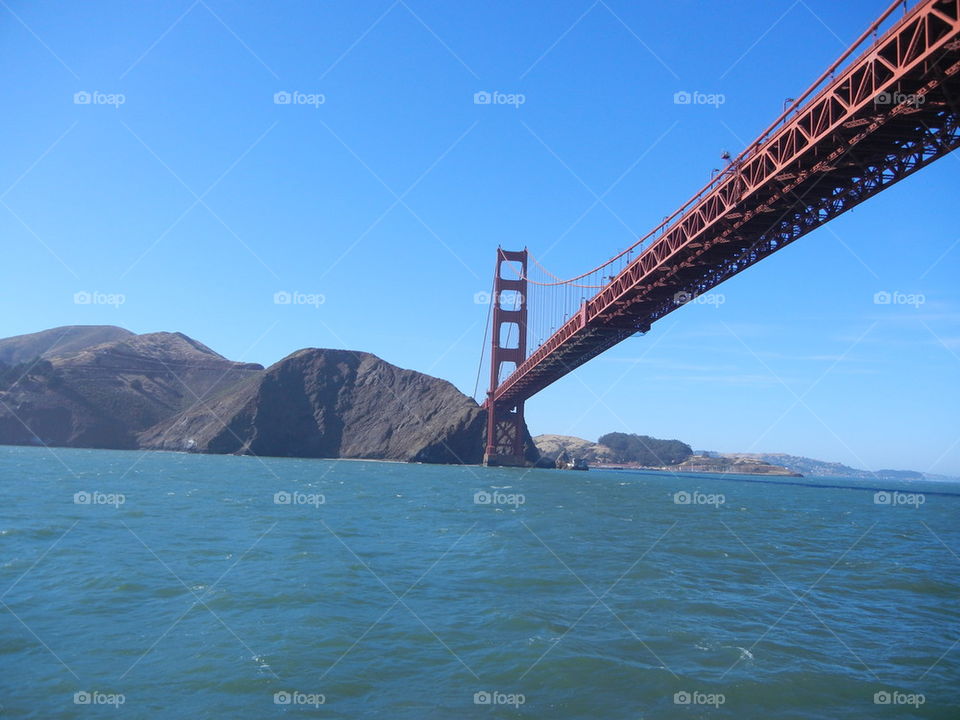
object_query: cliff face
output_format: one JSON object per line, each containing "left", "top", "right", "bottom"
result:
{"left": 0, "top": 327, "right": 518, "bottom": 465}
{"left": 0, "top": 328, "right": 262, "bottom": 449}
{"left": 139, "top": 348, "right": 492, "bottom": 464}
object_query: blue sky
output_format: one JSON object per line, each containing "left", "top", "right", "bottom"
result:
{"left": 1, "top": 0, "right": 958, "bottom": 475}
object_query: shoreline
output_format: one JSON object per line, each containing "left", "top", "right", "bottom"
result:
{"left": 590, "top": 462, "right": 802, "bottom": 477}
{"left": 592, "top": 465, "right": 960, "bottom": 497}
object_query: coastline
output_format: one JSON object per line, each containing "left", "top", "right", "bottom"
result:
{"left": 590, "top": 462, "right": 803, "bottom": 477}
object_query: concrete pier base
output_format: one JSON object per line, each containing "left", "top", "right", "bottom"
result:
{"left": 482, "top": 452, "right": 527, "bottom": 468}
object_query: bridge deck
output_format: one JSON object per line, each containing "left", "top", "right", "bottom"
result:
{"left": 492, "top": 0, "right": 960, "bottom": 408}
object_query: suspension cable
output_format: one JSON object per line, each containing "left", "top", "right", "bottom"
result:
{"left": 472, "top": 274, "right": 495, "bottom": 401}
{"left": 497, "top": 1, "right": 911, "bottom": 291}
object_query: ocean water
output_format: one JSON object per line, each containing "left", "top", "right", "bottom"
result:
{"left": 0, "top": 446, "right": 958, "bottom": 719}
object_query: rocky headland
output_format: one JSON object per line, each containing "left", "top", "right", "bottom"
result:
{"left": 0, "top": 326, "right": 534, "bottom": 464}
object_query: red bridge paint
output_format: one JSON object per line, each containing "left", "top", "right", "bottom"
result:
{"left": 483, "top": 0, "right": 960, "bottom": 466}
{"left": 483, "top": 249, "right": 528, "bottom": 467}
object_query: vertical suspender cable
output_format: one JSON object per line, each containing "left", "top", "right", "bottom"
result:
{"left": 473, "top": 275, "right": 495, "bottom": 402}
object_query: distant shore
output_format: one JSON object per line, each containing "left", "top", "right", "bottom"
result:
{"left": 591, "top": 460, "right": 802, "bottom": 477}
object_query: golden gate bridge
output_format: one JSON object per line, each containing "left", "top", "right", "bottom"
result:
{"left": 479, "top": 0, "right": 960, "bottom": 466}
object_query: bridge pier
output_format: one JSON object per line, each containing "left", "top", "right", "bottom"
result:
{"left": 483, "top": 401, "right": 527, "bottom": 467}
{"left": 483, "top": 248, "right": 529, "bottom": 468}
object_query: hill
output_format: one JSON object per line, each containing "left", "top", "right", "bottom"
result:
{"left": 533, "top": 435, "right": 797, "bottom": 476}
{"left": 0, "top": 326, "right": 534, "bottom": 464}
{"left": 0, "top": 330, "right": 262, "bottom": 449}
{"left": 532, "top": 435, "right": 615, "bottom": 464}
{"left": 139, "top": 347, "right": 518, "bottom": 464}
{"left": 721, "top": 453, "right": 930, "bottom": 481}
{"left": 0, "top": 325, "right": 133, "bottom": 365}
{"left": 533, "top": 433, "right": 693, "bottom": 466}
{"left": 597, "top": 432, "right": 692, "bottom": 466}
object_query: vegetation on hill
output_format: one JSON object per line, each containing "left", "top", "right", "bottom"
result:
{"left": 0, "top": 325, "right": 132, "bottom": 365}
{"left": 0, "top": 357, "right": 60, "bottom": 391}
{"left": 597, "top": 432, "right": 692, "bottom": 465}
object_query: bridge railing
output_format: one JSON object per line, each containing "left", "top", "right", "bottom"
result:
{"left": 489, "top": 0, "right": 959, "bottom": 406}
{"left": 501, "top": 0, "right": 921, "bottom": 361}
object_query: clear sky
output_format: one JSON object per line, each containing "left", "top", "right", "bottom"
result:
{"left": 2, "top": 0, "right": 958, "bottom": 475}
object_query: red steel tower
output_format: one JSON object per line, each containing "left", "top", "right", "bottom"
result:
{"left": 483, "top": 249, "right": 528, "bottom": 467}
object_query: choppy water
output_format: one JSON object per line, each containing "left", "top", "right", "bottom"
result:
{"left": 1, "top": 445, "right": 958, "bottom": 719}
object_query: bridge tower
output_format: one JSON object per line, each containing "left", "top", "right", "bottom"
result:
{"left": 483, "top": 248, "right": 528, "bottom": 467}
